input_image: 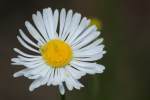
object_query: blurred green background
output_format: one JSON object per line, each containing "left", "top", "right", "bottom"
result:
{"left": 0, "top": 0, "right": 150, "bottom": 100}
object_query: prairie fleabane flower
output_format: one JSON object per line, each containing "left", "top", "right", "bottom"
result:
{"left": 90, "top": 18, "right": 102, "bottom": 29}
{"left": 11, "top": 8, "right": 106, "bottom": 95}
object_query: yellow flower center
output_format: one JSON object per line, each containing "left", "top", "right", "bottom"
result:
{"left": 40, "top": 39, "right": 72, "bottom": 68}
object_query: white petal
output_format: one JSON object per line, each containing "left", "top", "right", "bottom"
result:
{"left": 65, "top": 65, "right": 86, "bottom": 79}
{"left": 52, "top": 69, "right": 62, "bottom": 85}
{"left": 65, "top": 79, "right": 73, "bottom": 90}
{"left": 64, "top": 72, "right": 84, "bottom": 90}
{"left": 73, "top": 31, "right": 101, "bottom": 50}
{"left": 17, "top": 56, "right": 42, "bottom": 62}
{"left": 60, "top": 10, "right": 73, "bottom": 40}
{"left": 38, "top": 66, "right": 49, "bottom": 77}
{"left": 54, "top": 9, "right": 59, "bottom": 33}
{"left": 58, "top": 68, "right": 64, "bottom": 83}
{"left": 43, "top": 8, "right": 52, "bottom": 39}
{"left": 21, "top": 60, "right": 45, "bottom": 68}
{"left": 24, "top": 65, "right": 47, "bottom": 77}
{"left": 71, "top": 65, "right": 96, "bottom": 74}
{"left": 17, "top": 36, "right": 39, "bottom": 53}
{"left": 75, "top": 38, "right": 103, "bottom": 51}
{"left": 59, "top": 68, "right": 66, "bottom": 82}
{"left": 46, "top": 8, "right": 56, "bottom": 38}
{"left": 71, "top": 60, "right": 94, "bottom": 67}
{"left": 47, "top": 68, "right": 55, "bottom": 86}
{"left": 71, "top": 25, "right": 97, "bottom": 46}
{"left": 66, "top": 13, "right": 81, "bottom": 42}
{"left": 74, "top": 53, "right": 104, "bottom": 61}
{"left": 19, "top": 29, "right": 39, "bottom": 48}
{"left": 68, "top": 17, "right": 91, "bottom": 44}
{"left": 11, "top": 55, "right": 44, "bottom": 68}
{"left": 11, "top": 57, "right": 44, "bottom": 68}
{"left": 59, "top": 8, "right": 66, "bottom": 38}
{"left": 32, "top": 11, "right": 49, "bottom": 41}
{"left": 28, "top": 75, "right": 41, "bottom": 79}
{"left": 70, "top": 60, "right": 97, "bottom": 74}
{"left": 71, "top": 60, "right": 105, "bottom": 74}
{"left": 40, "top": 69, "right": 51, "bottom": 85}
{"left": 13, "top": 48, "right": 39, "bottom": 58}
{"left": 29, "top": 68, "right": 51, "bottom": 91}
{"left": 13, "top": 68, "right": 30, "bottom": 78}
{"left": 59, "top": 83, "right": 65, "bottom": 95}
{"left": 29, "top": 78, "right": 43, "bottom": 91}
{"left": 11, "top": 58, "right": 20, "bottom": 63}
{"left": 25, "top": 21, "right": 45, "bottom": 45}
{"left": 11, "top": 62, "right": 22, "bottom": 65}
{"left": 95, "top": 64, "right": 105, "bottom": 73}
{"left": 63, "top": 68, "right": 73, "bottom": 90}
{"left": 74, "top": 45, "right": 104, "bottom": 57}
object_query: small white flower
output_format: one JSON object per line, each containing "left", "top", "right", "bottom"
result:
{"left": 11, "top": 8, "right": 106, "bottom": 95}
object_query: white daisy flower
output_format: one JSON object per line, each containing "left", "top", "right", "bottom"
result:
{"left": 11, "top": 8, "right": 106, "bottom": 95}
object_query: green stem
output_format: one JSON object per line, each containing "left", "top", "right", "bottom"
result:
{"left": 60, "top": 94, "right": 66, "bottom": 100}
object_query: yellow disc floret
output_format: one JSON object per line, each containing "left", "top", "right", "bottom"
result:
{"left": 40, "top": 39, "right": 72, "bottom": 68}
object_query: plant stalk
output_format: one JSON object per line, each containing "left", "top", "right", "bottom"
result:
{"left": 60, "top": 94, "right": 66, "bottom": 100}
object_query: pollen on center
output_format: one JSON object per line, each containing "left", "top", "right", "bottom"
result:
{"left": 40, "top": 39, "right": 73, "bottom": 68}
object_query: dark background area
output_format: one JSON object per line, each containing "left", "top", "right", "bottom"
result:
{"left": 0, "top": 0, "right": 150, "bottom": 100}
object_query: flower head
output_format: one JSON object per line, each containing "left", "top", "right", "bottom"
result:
{"left": 11, "top": 8, "right": 106, "bottom": 95}
{"left": 90, "top": 18, "right": 103, "bottom": 29}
